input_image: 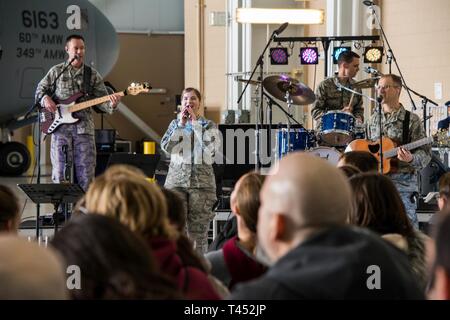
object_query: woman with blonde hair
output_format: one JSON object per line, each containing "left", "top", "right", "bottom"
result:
{"left": 84, "top": 165, "right": 220, "bottom": 299}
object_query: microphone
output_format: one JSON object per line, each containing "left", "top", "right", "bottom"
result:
{"left": 364, "top": 66, "right": 381, "bottom": 76}
{"left": 182, "top": 105, "right": 191, "bottom": 119}
{"left": 376, "top": 96, "right": 383, "bottom": 104}
{"left": 274, "top": 22, "right": 289, "bottom": 36}
{"left": 74, "top": 54, "right": 80, "bottom": 60}
{"left": 363, "top": 1, "right": 374, "bottom": 6}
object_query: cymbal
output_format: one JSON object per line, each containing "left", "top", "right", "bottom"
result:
{"left": 236, "top": 78, "right": 261, "bottom": 86}
{"left": 352, "top": 77, "right": 379, "bottom": 89}
{"left": 262, "top": 75, "right": 315, "bottom": 105}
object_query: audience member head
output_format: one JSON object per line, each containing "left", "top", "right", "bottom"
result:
{"left": 51, "top": 214, "right": 179, "bottom": 299}
{"left": 338, "top": 164, "right": 361, "bottom": 179}
{"left": 258, "top": 153, "right": 351, "bottom": 263}
{"left": 161, "top": 188, "right": 187, "bottom": 232}
{"left": 230, "top": 172, "right": 265, "bottom": 233}
{"left": 84, "top": 165, "right": 177, "bottom": 239}
{"left": 0, "top": 185, "right": 20, "bottom": 233}
{"left": 438, "top": 172, "right": 450, "bottom": 211}
{"left": 428, "top": 212, "right": 450, "bottom": 300}
{"left": 0, "top": 235, "right": 67, "bottom": 299}
{"left": 337, "top": 151, "right": 378, "bottom": 172}
{"left": 348, "top": 172, "right": 414, "bottom": 237}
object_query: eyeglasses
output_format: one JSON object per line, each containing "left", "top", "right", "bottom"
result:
{"left": 376, "top": 85, "right": 400, "bottom": 90}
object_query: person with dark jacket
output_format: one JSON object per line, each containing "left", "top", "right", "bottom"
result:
{"left": 229, "top": 153, "right": 424, "bottom": 300}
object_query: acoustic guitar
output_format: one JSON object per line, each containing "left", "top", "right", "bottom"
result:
{"left": 40, "top": 82, "right": 150, "bottom": 134}
{"left": 345, "top": 132, "right": 449, "bottom": 174}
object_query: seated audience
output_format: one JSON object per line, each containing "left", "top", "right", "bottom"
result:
{"left": 52, "top": 214, "right": 180, "bottom": 299}
{"left": 0, "top": 235, "right": 67, "bottom": 299}
{"left": 229, "top": 153, "right": 423, "bottom": 299}
{"left": 348, "top": 172, "right": 429, "bottom": 291}
{"left": 162, "top": 187, "right": 230, "bottom": 297}
{"left": 428, "top": 212, "right": 450, "bottom": 299}
{"left": 0, "top": 185, "right": 20, "bottom": 233}
{"left": 205, "top": 172, "right": 267, "bottom": 289}
{"left": 84, "top": 165, "right": 221, "bottom": 299}
{"left": 337, "top": 151, "right": 379, "bottom": 172}
{"left": 338, "top": 164, "right": 361, "bottom": 179}
{"left": 437, "top": 172, "right": 450, "bottom": 211}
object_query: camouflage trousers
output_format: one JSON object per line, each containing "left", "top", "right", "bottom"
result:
{"left": 50, "top": 125, "right": 96, "bottom": 191}
{"left": 389, "top": 173, "right": 419, "bottom": 229}
{"left": 170, "top": 187, "right": 217, "bottom": 254}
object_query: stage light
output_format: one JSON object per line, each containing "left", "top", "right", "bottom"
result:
{"left": 300, "top": 47, "right": 319, "bottom": 65}
{"left": 270, "top": 47, "right": 289, "bottom": 65}
{"left": 236, "top": 8, "right": 324, "bottom": 25}
{"left": 332, "top": 46, "right": 351, "bottom": 64}
{"left": 364, "top": 46, "right": 383, "bottom": 63}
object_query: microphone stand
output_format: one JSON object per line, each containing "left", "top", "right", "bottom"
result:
{"left": 367, "top": 3, "right": 417, "bottom": 111}
{"left": 32, "top": 57, "right": 76, "bottom": 239}
{"left": 402, "top": 84, "right": 438, "bottom": 136}
{"left": 237, "top": 28, "right": 281, "bottom": 170}
{"left": 376, "top": 97, "right": 384, "bottom": 174}
{"left": 336, "top": 83, "right": 384, "bottom": 173}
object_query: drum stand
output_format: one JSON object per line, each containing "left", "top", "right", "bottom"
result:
{"left": 285, "top": 91, "right": 294, "bottom": 154}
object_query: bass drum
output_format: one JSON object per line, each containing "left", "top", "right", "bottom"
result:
{"left": 306, "top": 147, "right": 342, "bottom": 166}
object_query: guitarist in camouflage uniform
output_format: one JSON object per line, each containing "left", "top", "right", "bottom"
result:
{"left": 367, "top": 74, "right": 431, "bottom": 228}
{"left": 35, "top": 34, "right": 121, "bottom": 191}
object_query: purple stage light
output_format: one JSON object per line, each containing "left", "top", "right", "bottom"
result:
{"left": 300, "top": 47, "right": 319, "bottom": 65}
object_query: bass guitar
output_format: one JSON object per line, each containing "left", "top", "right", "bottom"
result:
{"left": 40, "top": 82, "right": 150, "bottom": 134}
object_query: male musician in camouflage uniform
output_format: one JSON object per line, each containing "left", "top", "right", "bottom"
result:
{"left": 312, "top": 51, "right": 364, "bottom": 131}
{"left": 161, "top": 88, "right": 220, "bottom": 253}
{"left": 35, "top": 34, "right": 121, "bottom": 191}
{"left": 367, "top": 74, "right": 431, "bottom": 228}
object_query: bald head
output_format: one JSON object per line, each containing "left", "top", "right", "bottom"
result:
{"left": 258, "top": 153, "right": 352, "bottom": 261}
{"left": 267, "top": 153, "right": 351, "bottom": 226}
{"left": 0, "top": 236, "right": 67, "bottom": 299}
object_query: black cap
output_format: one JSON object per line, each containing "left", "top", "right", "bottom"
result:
{"left": 445, "top": 100, "right": 450, "bottom": 107}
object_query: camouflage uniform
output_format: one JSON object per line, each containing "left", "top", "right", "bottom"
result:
{"left": 35, "top": 62, "right": 114, "bottom": 191}
{"left": 311, "top": 76, "right": 364, "bottom": 130}
{"left": 367, "top": 105, "right": 431, "bottom": 228}
{"left": 161, "top": 117, "right": 220, "bottom": 253}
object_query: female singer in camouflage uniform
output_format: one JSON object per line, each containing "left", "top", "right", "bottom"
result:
{"left": 161, "top": 88, "right": 219, "bottom": 253}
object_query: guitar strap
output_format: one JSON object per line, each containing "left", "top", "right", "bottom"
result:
{"left": 82, "top": 65, "right": 93, "bottom": 97}
{"left": 83, "top": 65, "right": 104, "bottom": 113}
{"left": 403, "top": 110, "right": 410, "bottom": 144}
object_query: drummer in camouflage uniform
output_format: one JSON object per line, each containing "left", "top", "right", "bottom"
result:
{"left": 366, "top": 74, "right": 431, "bottom": 228}
{"left": 161, "top": 87, "right": 220, "bottom": 253}
{"left": 311, "top": 51, "right": 364, "bottom": 134}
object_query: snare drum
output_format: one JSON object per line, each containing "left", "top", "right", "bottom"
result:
{"left": 321, "top": 111, "right": 355, "bottom": 146}
{"left": 306, "top": 147, "right": 342, "bottom": 165}
{"left": 277, "top": 128, "right": 316, "bottom": 159}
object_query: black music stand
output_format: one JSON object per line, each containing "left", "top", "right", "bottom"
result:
{"left": 106, "top": 153, "right": 160, "bottom": 178}
{"left": 18, "top": 183, "right": 84, "bottom": 235}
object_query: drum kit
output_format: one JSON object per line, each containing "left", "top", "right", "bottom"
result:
{"left": 236, "top": 74, "right": 375, "bottom": 165}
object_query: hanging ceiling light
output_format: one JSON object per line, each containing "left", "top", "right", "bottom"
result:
{"left": 270, "top": 47, "right": 289, "bottom": 65}
{"left": 300, "top": 47, "right": 319, "bottom": 65}
{"left": 236, "top": 8, "right": 324, "bottom": 25}
{"left": 332, "top": 46, "right": 351, "bottom": 64}
{"left": 363, "top": 46, "right": 384, "bottom": 63}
